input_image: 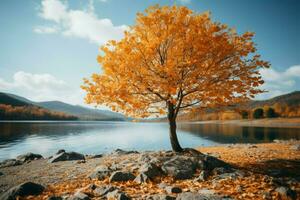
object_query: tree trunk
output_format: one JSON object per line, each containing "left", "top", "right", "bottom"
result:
{"left": 168, "top": 102, "right": 183, "bottom": 152}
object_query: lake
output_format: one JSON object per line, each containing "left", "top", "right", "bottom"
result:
{"left": 0, "top": 121, "right": 300, "bottom": 161}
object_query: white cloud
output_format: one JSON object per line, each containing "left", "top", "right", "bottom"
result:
{"left": 256, "top": 65, "right": 300, "bottom": 99}
{"left": 39, "top": 0, "right": 68, "bottom": 23}
{"left": 12, "top": 71, "right": 66, "bottom": 90}
{"left": 34, "top": 0, "right": 128, "bottom": 45}
{"left": 34, "top": 26, "right": 58, "bottom": 34}
{"left": 0, "top": 71, "right": 84, "bottom": 105}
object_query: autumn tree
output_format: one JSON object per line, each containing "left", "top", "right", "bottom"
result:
{"left": 253, "top": 108, "right": 264, "bottom": 119}
{"left": 82, "top": 5, "right": 269, "bottom": 152}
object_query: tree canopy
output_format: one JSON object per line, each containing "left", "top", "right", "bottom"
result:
{"left": 82, "top": 5, "right": 269, "bottom": 119}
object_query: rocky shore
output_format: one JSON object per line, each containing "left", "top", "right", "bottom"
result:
{"left": 0, "top": 141, "right": 299, "bottom": 200}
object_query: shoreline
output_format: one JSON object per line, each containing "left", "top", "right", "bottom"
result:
{"left": 0, "top": 141, "right": 299, "bottom": 199}
{"left": 1, "top": 118, "right": 300, "bottom": 129}
{"left": 183, "top": 118, "right": 300, "bottom": 128}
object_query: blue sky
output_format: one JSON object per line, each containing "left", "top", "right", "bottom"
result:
{"left": 0, "top": 0, "right": 299, "bottom": 105}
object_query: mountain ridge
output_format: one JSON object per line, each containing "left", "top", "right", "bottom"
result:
{"left": 0, "top": 92, "right": 126, "bottom": 121}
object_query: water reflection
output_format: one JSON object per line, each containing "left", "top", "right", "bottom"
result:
{"left": 0, "top": 121, "right": 299, "bottom": 161}
{"left": 179, "top": 123, "right": 300, "bottom": 143}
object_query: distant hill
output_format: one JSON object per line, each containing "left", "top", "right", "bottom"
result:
{"left": 0, "top": 92, "right": 126, "bottom": 121}
{"left": 37, "top": 101, "right": 125, "bottom": 121}
{"left": 0, "top": 93, "right": 31, "bottom": 107}
{"left": 178, "top": 91, "right": 300, "bottom": 121}
{"left": 246, "top": 91, "right": 300, "bottom": 108}
{"left": 0, "top": 93, "right": 78, "bottom": 120}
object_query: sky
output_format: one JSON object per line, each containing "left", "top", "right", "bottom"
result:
{"left": 0, "top": 0, "right": 299, "bottom": 106}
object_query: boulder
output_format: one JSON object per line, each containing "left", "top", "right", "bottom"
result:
{"left": 89, "top": 154, "right": 103, "bottom": 159}
{"left": 194, "top": 170, "right": 209, "bottom": 182}
{"left": 88, "top": 165, "right": 112, "bottom": 180}
{"left": 0, "top": 159, "right": 22, "bottom": 168}
{"left": 106, "top": 190, "right": 131, "bottom": 200}
{"left": 165, "top": 186, "right": 182, "bottom": 194}
{"left": 56, "top": 149, "right": 66, "bottom": 154}
{"left": 16, "top": 153, "right": 43, "bottom": 162}
{"left": 111, "top": 149, "right": 139, "bottom": 155}
{"left": 69, "top": 191, "right": 90, "bottom": 200}
{"left": 161, "top": 156, "right": 197, "bottom": 179}
{"left": 139, "top": 163, "right": 161, "bottom": 178}
{"left": 134, "top": 173, "right": 149, "bottom": 184}
{"left": 211, "top": 167, "right": 232, "bottom": 175}
{"left": 0, "top": 182, "right": 45, "bottom": 200}
{"left": 109, "top": 171, "right": 135, "bottom": 182}
{"left": 48, "top": 151, "right": 85, "bottom": 163}
{"left": 94, "top": 185, "right": 116, "bottom": 196}
{"left": 275, "top": 186, "right": 297, "bottom": 200}
{"left": 202, "top": 155, "right": 230, "bottom": 171}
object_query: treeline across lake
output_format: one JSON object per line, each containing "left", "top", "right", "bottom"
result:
{"left": 179, "top": 103, "right": 300, "bottom": 121}
{"left": 179, "top": 91, "right": 300, "bottom": 121}
{"left": 0, "top": 104, "right": 78, "bottom": 120}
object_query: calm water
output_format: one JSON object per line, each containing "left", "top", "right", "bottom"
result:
{"left": 0, "top": 121, "right": 300, "bottom": 161}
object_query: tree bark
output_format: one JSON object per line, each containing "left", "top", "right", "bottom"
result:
{"left": 168, "top": 102, "right": 183, "bottom": 152}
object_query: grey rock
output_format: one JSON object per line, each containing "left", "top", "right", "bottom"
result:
{"left": 89, "top": 154, "right": 103, "bottom": 159}
{"left": 134, "top": 173, "right": 149, "bottom": 184}
{"left": 56, "top": 149, "right": 66, "bottom": 154}
{"left": 146, "top": 194, "right": 176, "bottom": 200}
{"left": 213, "top": 170, "right": 245, "bottom": 181}
{"left": 202, "top": 155, "right": 230, "bottom": 171}
{"left": 109, "top": 171, "right": 135, "bottom": 182}
{"left": 290, "top": 144, "right": 300, "bottom": 150}
{"left": 69, "top": 191, "right": 90, "bottom": 200}
{"left": 110, "top": 162, "right": 121, "bottom": 171}
{"left": 0, "top": 182, "right": 45, "bottom": 200}
{"left": 158, "top": 183, "right": 168, "bottom": 189}
{"left": 176, "top": 192, "right": 227, "bottom": 200}
{"left": 275, "top": 186, "right": 297, "bottom": 200}
{"left": 0, "top": 171, "right": 3, "bottom": 176}
{"left": 195, "top": 171, "right": 209, "bottom": 182}
{"left": 106, "top": 190, "right": 131, "bottom": 200}
{"left": 267, "top": 169, "right": 283, "bottom": 177}
{"left": 76, "top": 160, "right": 86, "bottom": 164}
{"left": 94, "top": 185, "right": 116, "bottom": 196}
{"left": 161, "top": 156, "right": 196, "bottom": 180}
{"left": 139, "top": 163, "right": 161, "bottom": 178}
{"left": 88, "top": 165, "right": 111, "bottom": 180}
{"left": 138, "top": 153, "right": 156, "bottom": 163}
{"left": 212, "top": 167, "right": 231, "bottom": 175}
{"left": 48, "top": 151, "right": 85, "bottom": 163}
{"left": 198, "top": 189, "right": 217, "bottom": 195}
{"left": 165, "top": 186, "right": 182, "bottom": 194}
{"left": 16, "top": 153, "right": 43, "bottom": 162}
{"left": 0, "top": 159, "right": 23, "bottom": 168}
{"left": 88, "top": 184, "right": 97, "bottom": 190}
{"left": 111, "top": 149, "right": 139, "bottom": 155}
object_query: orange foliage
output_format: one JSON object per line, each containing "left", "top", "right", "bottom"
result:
{"left": 82, "top": 5, "right": 269, "bottom": 118}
